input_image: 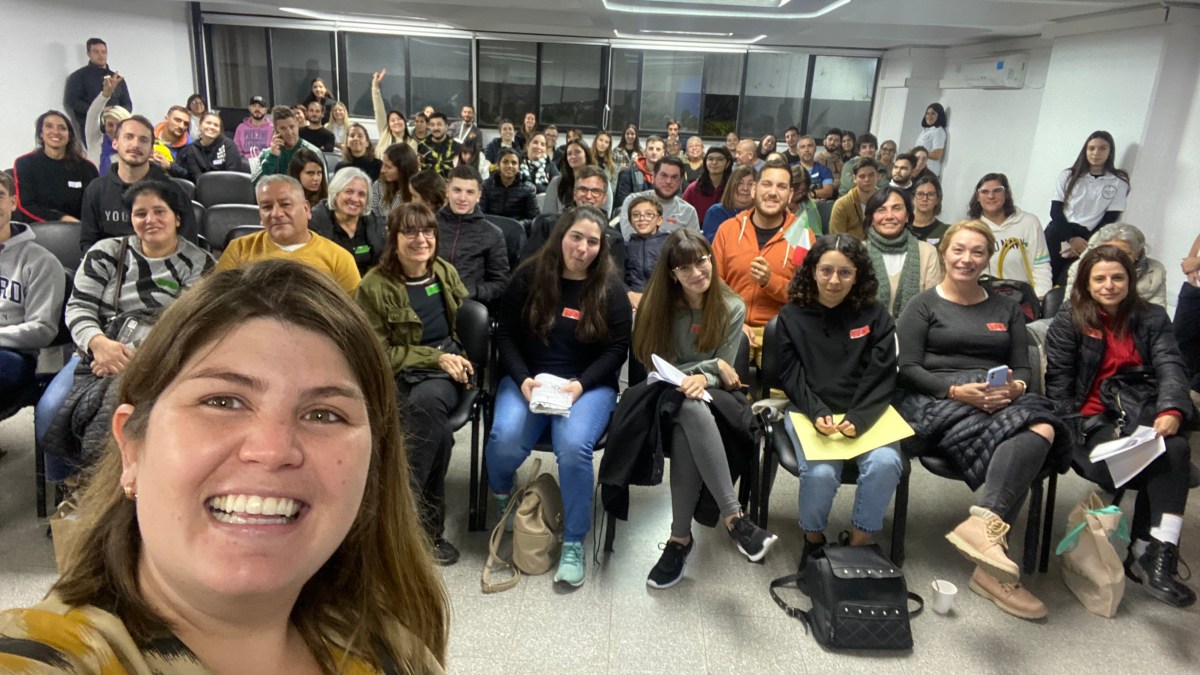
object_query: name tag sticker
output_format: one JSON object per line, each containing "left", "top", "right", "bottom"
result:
{"left": 67, "top": 181, "right": 82, "bottom": 189}
{"left": 849, "top": 325, "right": 870, "bottom": 339}
{"left": 562, "top": 307, "right": 581, "bottom": 320}
{"left": 353, "top": 244, "right": 371, "bottom": 254}
{"left": 987, "top": 323, "right": 1007, "bottom": 332}
{"left": 425, "top": 282, "right": 442, "bottom": 297}
{"left": 1083, "top": 327, "right": 1102, "bottom": 339}
{"left": 690, "top": 323, "right": 701, "bottom": 334}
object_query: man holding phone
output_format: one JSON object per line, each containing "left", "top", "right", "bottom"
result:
{"left": 250, "top": 105, "right": 322, "bottom": 184}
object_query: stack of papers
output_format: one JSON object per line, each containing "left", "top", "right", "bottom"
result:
{"left": 1088, "top": 425, "right": 1165, "bottom": 488}
{"left": 528, "top": 373, "right": 574, "bottom": 417}
{"left": 787, "top": 407, "right": 915, "bottom": 461}
{"left": 645, "top": 354, "right": 713, "bottom": 402}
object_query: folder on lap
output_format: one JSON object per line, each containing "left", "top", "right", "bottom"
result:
{"left": 787, "top": 406, "right": 915, "bottom": 461}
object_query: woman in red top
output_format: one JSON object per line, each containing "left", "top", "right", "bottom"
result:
{"left": 1045, "top": 245, "right": 1195, "bottom": 608}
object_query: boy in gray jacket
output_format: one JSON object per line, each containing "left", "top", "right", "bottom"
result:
{"left": 0, "top": 173, "right": 67, "bottom": 407}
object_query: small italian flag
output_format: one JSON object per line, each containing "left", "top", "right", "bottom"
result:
{"left": 784, "top": 201, "right": 818, "bottom": 267}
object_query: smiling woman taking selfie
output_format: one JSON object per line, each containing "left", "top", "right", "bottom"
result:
{"left": 1, "top": 260, "right": 450, "bottom": 673}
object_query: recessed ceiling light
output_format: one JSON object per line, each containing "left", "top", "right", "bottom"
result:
{"left": 638, "top": 29, "right": 735, "bottom": 37}
{"left": 602, "top": 0, "right": 850, "bottom": 19}
{"left": 614, "top": 29, "right": 766, "bottom": 44}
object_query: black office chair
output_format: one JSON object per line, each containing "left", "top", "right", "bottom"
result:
{"left": 1042, "top": 286, "right": 1065, "bottom": 319}
{"left": 816, "top": 199, "right": 834, "bottom": 231}
{"left": 203, "top": 205, "right": 262, "bottom": 253}
{"left": 172, "top": 177, "right": 196, "bottom": 202}
{"left": 225, "top": 225, "right": 265, "bottom": 249}
{"left": 32, "top": 221, "right": 83, "bottom": 273}
{"left": 323, "top": 152, "right": 343, "bottom": 175}
{"left": 195, "top": 171, "right": 256, "bottom": 208}
{"left": 754, "top": 316, "right": 911, "bottom": 565}
{"left": 485, "top": 215, "right": 526, "bottom": 271}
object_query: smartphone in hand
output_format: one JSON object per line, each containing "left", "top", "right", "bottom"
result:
{"left": 985, "top": 365, "right": 1008, "bottom": 388}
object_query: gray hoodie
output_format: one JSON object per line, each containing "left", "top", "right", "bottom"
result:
{"left": 0, "top": 223, "right": 66, "bottom": 354}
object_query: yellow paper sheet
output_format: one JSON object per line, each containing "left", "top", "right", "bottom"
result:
{"left": 787, "top": 406, "right": 915, "bottom": 461}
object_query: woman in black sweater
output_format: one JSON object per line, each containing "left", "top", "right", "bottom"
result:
{"left": 777, "top": 234, "right": 903, "bottom": 564}
{"left": 897, "top": 220, "right": 1066, "bottom": 621}
{"left": 485, "top": 205, "right": 631, "bottom": 587}
{"left": 334, "top": 123, "right": 383, "bottom": 181}
{"left": 13, "top": 110, "right": 98, "bottom": 222}
{"left": 1045, "top": 245, "right": 1194, "bottom": 607}
{"left": 174, "top": 113, "right": 250, "bottom": 182}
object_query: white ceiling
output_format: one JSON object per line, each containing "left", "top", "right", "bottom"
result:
{"left": 197, "top": 0, "right": 1161, "bottom": 49}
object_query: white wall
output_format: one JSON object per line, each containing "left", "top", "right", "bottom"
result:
{"left": 0, "top": 0, "right": 194, "bottom": 167}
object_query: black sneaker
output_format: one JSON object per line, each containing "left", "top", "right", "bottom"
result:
{"left": 647, "top": 539, "right": 694, "bottom": 589}
{"left": 728, "top": 515, "right": 778, "bottom": 562}
{"left": 432, "top": 538, "right": 461, "bottom": 566}
{"left": 800, "top": 535, "right": 827, "bottom": 568}
{"left": 1127, "top": 540, "right": 1195, "bottom": 608}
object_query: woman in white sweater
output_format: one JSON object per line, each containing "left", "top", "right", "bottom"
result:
{"left": 967, "top": 172, "right": 1052, "bottom": 299}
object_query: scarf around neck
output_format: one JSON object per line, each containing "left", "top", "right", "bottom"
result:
{"left": 867, "top": 226, "right": 922, "bottom": 316}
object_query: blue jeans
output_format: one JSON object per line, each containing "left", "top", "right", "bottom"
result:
{"left": 0, "top": 349, "right": 36, "bottom": 409}
{"left": 485, "top": 376, "right": 615, "bottom": 543}
{"left": 785, "top": 412, "right": 902, "bottom": 534}
{"left": 37, "top": 355, "right": 82, "bottom": 483}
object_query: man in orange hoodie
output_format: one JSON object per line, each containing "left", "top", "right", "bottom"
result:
{"left": 712, "top": 158, "right": 797, "bottom": 359}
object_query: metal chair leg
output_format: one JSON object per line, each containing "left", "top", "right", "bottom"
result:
{"left": 604, "top": 512, "right": 617, "bottom": 553}
{"left": 1023, "top": 478, "right": 1044, "bottom": 575}
{"left": 1039, "top": 472, "right": 1058, "bottom": 573}
{"left": 36, "top": 443, "right": 47, "bottom": 519}
{"left": 890, "top": 463, "right": 910, "bottom": 566}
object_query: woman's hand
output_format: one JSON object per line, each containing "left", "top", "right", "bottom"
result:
{"left": 1182, "top": 256, "right": 1200, "bottom": 275}
{"left": 520, "top": 377, "right": 542, "bottom": 402}
{"left": 1154, "top": 414, "right": 1181, "bottom": 438}
{"left": 89, "top": 335, "right": 134, "bottom": 377}
{"left": 677, "top": 374, "right": 708, "bottom": 400}
{"left": 741, "top": 323, "right": 759, "bottom": 348}
{"left": 1068, "top": 236, "right": 1088, "bottom": 257}
{"left": 715, "top": 359, "right": 741, "bottom": 390}
{"left": 835, "top": 420, "right": 858, "bottom": 437}
{"left": 438, "top": 353, "right": 474, "bottom": 386}
{"left": 627, "top": 290, "right": 642, "bottom": 311}
{"left": 814, "top": 416, "right": 838, "bottom": 436}
{"left": 561, "top": 379, "right": 584, "bottom": 404}
{"left": 371, "top": 69, "right": 385, "bottom": 89}
{"left": 951, "top": 382, "right": 1011, "bottom": 413}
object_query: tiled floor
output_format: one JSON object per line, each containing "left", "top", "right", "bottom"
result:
{"left": 1, "top": 406, "right": 1198, "bottom": 674}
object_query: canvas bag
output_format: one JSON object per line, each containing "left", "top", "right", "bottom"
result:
{"left": 481, "top": 459, "right": 565, "bottom": 593}
{"left": 49, "top": 498, "right": 82, "bottom": 574}
{"left": 1055, "top": 491, "right": 1129, "bottom": 618}
{"left": 770, "top": 544, "right": 923, "bottom": 650}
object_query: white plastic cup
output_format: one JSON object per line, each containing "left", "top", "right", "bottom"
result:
{"left": 931, "top": 579, "right": 958, "bottom": 615}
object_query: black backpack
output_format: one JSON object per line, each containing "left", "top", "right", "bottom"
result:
{"left": 770, "top": 544, "right": 923, "bottom": 650}
{"left": 979, "top": 274, "right": 1041, "bottom": 321}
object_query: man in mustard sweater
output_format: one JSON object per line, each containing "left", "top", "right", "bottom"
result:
{"left": 828, "top": 158, "right": 881, "bottom": 241}
{"left": 217, "top": 175, "right": 360, "bottom": 294}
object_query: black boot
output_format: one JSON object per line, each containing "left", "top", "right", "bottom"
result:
{"left": 1128, "top": 540, "right": 1196, "bottom": 608}
{"left": 800, "top": 535, "right": 826, "bottom": 568}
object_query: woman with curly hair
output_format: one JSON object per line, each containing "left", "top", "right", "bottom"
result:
{"left": 776, "top": 234, "right": 903, "bottom": 564}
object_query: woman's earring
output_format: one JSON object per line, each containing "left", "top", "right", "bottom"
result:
{"left": 123, "top": 485, "right": 137, "bottom": 501}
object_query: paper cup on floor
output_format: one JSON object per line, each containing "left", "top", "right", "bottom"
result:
{"left": 931, "top": 579, "right": 958, "bottom": 614}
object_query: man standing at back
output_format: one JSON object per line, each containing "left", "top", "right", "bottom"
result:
{"left": 234, "top": 96, "right": 273, "bottom": 161}
{"left": 80, "top": 115, "right": 198, "bottom": 251}
{"left": 711, "top": 159, "right": 798, "bottom": 357}
{"left": 435, "top": 164, "right": 509, "bottom": 306}
{"left": 617, "top": 156, "right": 698, "bottom": 240}
{"left": 449, "top": 105, "right": 477, "bottom": 144}
{"left": 217, "top": 175, "right": 360, "bottom": 294}
{"left": 64, "top": 38, "right": 132, "bottom": 139}
{"left": 615, "top": 136, "right": 664, "bottom": 209}
{"left": 251, "top": 106, "right": 322, "bottom": 184}
{"left": 419, "top": 113, "right": 460, "bottom": 179}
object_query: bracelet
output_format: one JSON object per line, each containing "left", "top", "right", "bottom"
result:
{"left": 948, "top": 385, "right": 957, "bottom": 400}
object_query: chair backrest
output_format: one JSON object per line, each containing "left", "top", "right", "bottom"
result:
{"left": 1042, "top": 285, "right": 1065, "bottom": 319}
{"left": 487, "top": 215, "right": 525, "bottom": 269}
{"left": 32, "top": 221, "right": 83, "bottom": 273}
{"left": 172, "top": 177, "right": 196, "bottom": 201}
{"left": 191, "top": 200, "right": 206, "bottom": 233}
{"left": 455, "top": 298, "right": 491, "bottom": 372}
{"left": 757, "top": 316, "right": 783, "bottom": 400}
{"left": 816, "top": 199, "right": 834, "bottom": 231}
{"left": 323, "top": 153, "right": 342, "bottom": 175}
{"left": 195, "top": 171, "right": 256, "bottom": 208}
{"left": 203, "top": 204, "right": 262, "bottom": 253}
{"left": 225, "top": 225, "right": 265, "bottom": 248}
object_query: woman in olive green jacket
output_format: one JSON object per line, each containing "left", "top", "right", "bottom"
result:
{"left": 356, "top": 203, "right": 472, "bottom": 566}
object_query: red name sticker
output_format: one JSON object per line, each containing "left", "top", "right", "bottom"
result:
{"left": 1083, "top": 328, "right": 1103, "bottom": 339}
{"left": 986, "top": 323, "right": 1007, "bottom": 332}
{"left": 849, "top": 325, "right": 871, "bottom": 339}
{"left": 690, "top": 323, "right": 701, "bottom": 334}
{"left": 562, "top": 307, "right": 581, "bottom": 320}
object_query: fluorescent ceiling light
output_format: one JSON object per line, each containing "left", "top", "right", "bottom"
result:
{"left": 615, "top": 29, "right": 766, "bottom": 44}
{"left": 638, "top": 29, "right": 735, "bottom": 37}
{"left": 280, "top": 6, "right": 443, "bottom": 27}
{"left": 602, "top": 0, "right": 850, "bottom": 19}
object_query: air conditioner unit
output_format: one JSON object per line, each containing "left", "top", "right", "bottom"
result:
{"left": 961, "top": 53, "right": 1028, "bottom": 89}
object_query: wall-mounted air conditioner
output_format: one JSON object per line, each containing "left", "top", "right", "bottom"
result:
{"left": 960, "top": 53, "right": 1028, "bottom": 89}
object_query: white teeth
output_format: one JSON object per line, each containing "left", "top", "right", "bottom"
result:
{"left": 246, "top": 496, "right": 262, "bottom": 514}
{"left": 208, "top": 495, "right": 301, "bottom": 518}
{"left": 233, "top": 495, "right": 247, "bottom": 512}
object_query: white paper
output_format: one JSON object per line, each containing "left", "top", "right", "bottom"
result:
{"left": 528, "top": 373, "right": 574, "bottom": 417}
{"left": 1089, "top": 425, "right": 1166, "bottom": 488}
{"left": 645, "top": 354, "right": 712, "bottom": 402}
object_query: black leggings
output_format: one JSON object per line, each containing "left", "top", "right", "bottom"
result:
{"left": 1076, "top": 421, "right": 1191, "bottom": 540}
{"left": 978, "top": 430, "right": 1052, "bottom": 523}
{"left": 397, "top": 377, "right": 461, "bottom": 538}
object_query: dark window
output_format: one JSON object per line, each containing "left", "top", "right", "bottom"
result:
{"left": 807, "top": 55, "right": 878, "bottom": 135}
{"left": 741, "top": 52, "right": 809, "bottom": 138}
{"left": 609, "top": 49, "right": 641, "bottom": 132}
{"left": 343, "top": 33, "right": 406, "bottom": 118}
{"left": 540, "top": 43, "right": 605, "bottom": 129}
{"left": 409, "top": 37, "right": 472, "bottom": 116}
{"left": 477, "top": 40, "right": 538, "bottom": 126}
{"left": 209, "top": 25, "right": 269, "bottom": 110}
{"left": 270, "top": 28, "right": 335, "bottom": 107}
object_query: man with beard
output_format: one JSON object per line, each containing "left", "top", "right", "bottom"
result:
{"left": 234, "top": 96, "right": 274, "bottom": 161}
{"left": 711, "top": 159, "right": 798, "bottom": 357}
{"left": 617, "top": 156, "right": 697, "bottom": 240}
{"left": 614, "top": 136, "right": 665, "bottom": 209}
{"left": 782, "top": 126, "right": 802, "bottom": 167}
{"left": 418, "top": 112, "right": 460, "bottom": 178}
{"left": 797, "top": 135, "right": 834, "bottom": 200}
{"left": 889, "top": 153, "right": 917, "bottom": 197}
{"left": 299, "top": 100, "right": 336, "bottom": 152}
{"left": 79, "top": 115, "right": 198, "bottom": 251}
{"left": 815, "top": 128, "right": 844, "bottom": 194}
{"left": 449, "top": 104, "right": 477, "bottom": 144}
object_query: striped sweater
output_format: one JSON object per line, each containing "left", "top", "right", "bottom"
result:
{"left": 66, "top": 236, "right": 214, "bottom": 353}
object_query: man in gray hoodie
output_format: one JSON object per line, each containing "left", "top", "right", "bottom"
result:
{"left": 0, "top": 173, "right": 66, "bottom": 408}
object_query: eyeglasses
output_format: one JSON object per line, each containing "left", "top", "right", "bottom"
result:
{"left": 816, "top": 265, "right": 856, "bottom": 281}
{"left": 672, "top": 255, "right": 711, "bottom": 276}
{"left": 630, "top": 210, "right": 660, "bottom": 222}
{"left": 914, "top": 191, "right": 939, "bottom": 200}
{"left": 976, "top": 186, "right": 1006, "bottom": 198}
{"left": 574, "top": 186, "right": 606, "bottom": 198}
{"left": 400, "top": 227, "right": 436, "bottom": 239}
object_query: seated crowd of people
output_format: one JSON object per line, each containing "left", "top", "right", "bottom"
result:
{"left": 1, "top": 37, "right": 1196, "bottom": 672}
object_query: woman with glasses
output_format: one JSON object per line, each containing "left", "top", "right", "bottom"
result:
{"left": 682, "top": 146, "right": 733, "bottom": 223}
{"left": 864, "top": 186, "right": 942, "bottom": 317}
{"left": 910, "top": 176, "right": 949, "bottom": 245}
{"left": 701, "top": 165, "right": 756, "bottom": 243}
{"left": 355, "top": 203, "right": 473, "bottom": 566}
{"left": 621, "top": 229, "right": 774, "bottom": 588}
{"left": 778, "top": 234, "right": 903, "bottom": 564}
{"left": 968, "top": 172, "right": 1052, "bottom": 299}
